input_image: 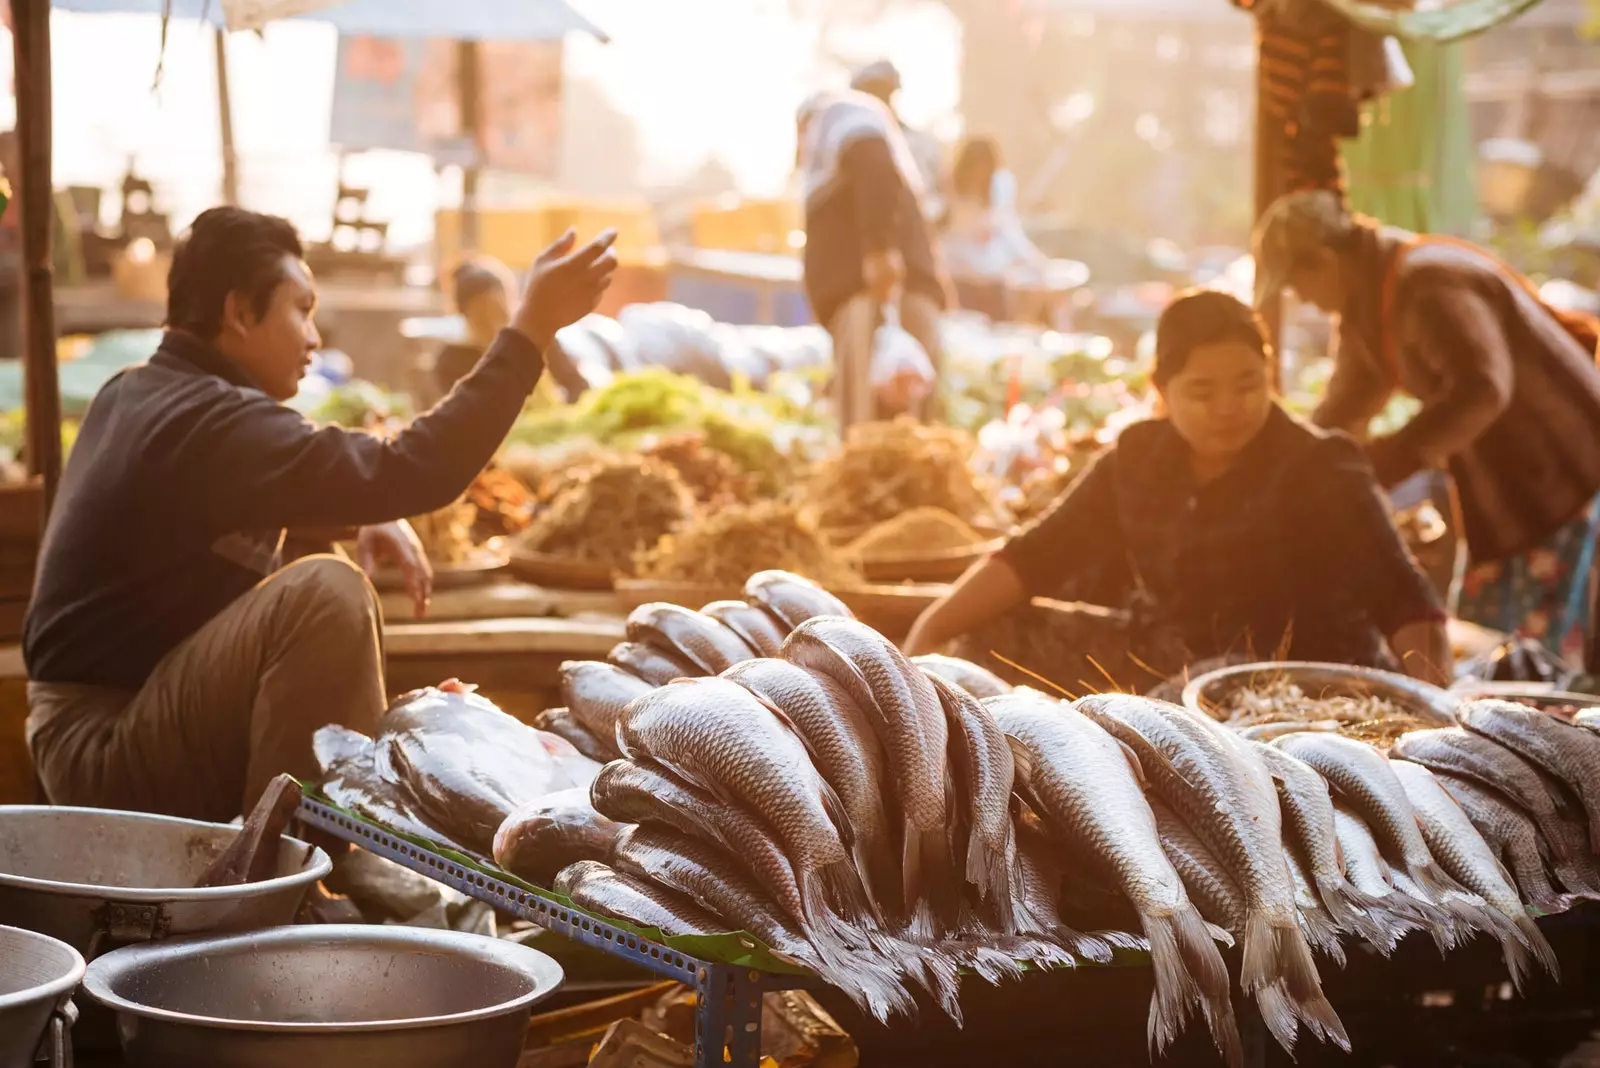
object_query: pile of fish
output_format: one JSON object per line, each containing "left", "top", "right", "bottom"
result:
{"left": 316, "top": 574, "right": 1600, "bottom": 1067}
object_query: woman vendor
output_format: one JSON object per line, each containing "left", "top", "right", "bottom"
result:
{"left": 438, "top": 255, "right": 589, "bottom": 403}
{"left": 903, "top": 288, "right": 1451, "bottom": 686}
{"left": 1253, "top": 190, "right": 1600, "bottom": 665}
{"left": 797, "top": 90, "right": 950, "bottom": 429}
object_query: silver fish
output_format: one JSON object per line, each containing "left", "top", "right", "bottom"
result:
{"left": 1249, "top": 740, "right": 1408, "bottom": 954}
{"left": 626, "top": 603, "right": 756, "bottom": 676}
{"left": 783, "top": 617, "right": 952, "bottom": 929}
{"left": 926, "top": 673, "right": 1017, "bottom": 931}
{"left": 1327, "top": 803, "right": 1440, "bottom": 952}
{"left": 1237, "top": 720, "right": 1342, "bottom": 743}
{"left": 1434, "top": 771, "right": 1573, "bottom": 912}
{"left": 913, "top": 654, "right": 1013, "bottom": 700}
{"left": 1574, "top": 709, "right": 1600, "bottom": 735}
{"left": 1457, "top": 699, "right": 1600, "bottom": 855}
{"left": 1274, "top": 732, "right": 1462, "bottom": 908}
{"left": 745, "top": 570, "right": 854, "bottom": 631}
{"left": 1392, "top": 728, "right": 1581, "bottom": 865}
{"left": 720, "top": 658, "right": 895, "bottom": 914}
{"left": 1282, "top": 844, "right": 1345, "bottom": 968}
{"left": 555, "top": 860, "right": 725, "bottom": 936}
{"left": 559, "top": 660, "right": 653, "bottom": 753}
{"left": 611, "top": 824, "right": 914, "bottom": 1022}
{"left": 702, "top": 600, "right": 789, "bottom": 657}
{"left": 608, "top": 640, "right": 702, "bottom": 685}
{"left": 1084, "top": 696, "right": 1345, "bottom": 1057}
{"left": 616, "top": 678, "right": 870, "bottom": 932}
{"left": 990, "top": 691, "right": 1241, "bottom": 1068}
{"left": 493, "top": 786, "right": 621, "bottom": 888}
{"left": 1149, "top": 798, "right": 1247, "bottom": 936}
{"left": 532, "top": 707, "right": 615, "bottom": 764}
{"left": 1011, "top": 813, "right": 1127, "bottom": 964}
{"left": 589, "top": 759, "right": 804, "bottom": 927}
{"left": 1390, "top": 758, "right": 1560, "bottom": 990}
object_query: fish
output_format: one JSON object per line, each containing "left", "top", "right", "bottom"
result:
{"left": 1390, "top": 759, "right": 1560, "bottom": 991}
{"left": 1083, "top": 696, "right": 1345, "bottom": 1057}
{"left": 990, "top": 691, "right": 1241, "bottom": 1068}
{"left": 1236, "top": 721, "right": 1341, "bottom": 743}
{"left": 492, "top": 786, "right": 623, "bottom": 888}
{"left": 1328, "top": 803, "right": 1439, "bottom": 952}
{"left": 611, "top": 824, "right": 915, "bottom": 1022}
{"left": 1391, "top": 728, "right": 1581, "bottom": 865}
{"left": 1249, "top": 740, "right": 1409, "bottom": 954}
{"left": 746, "top": 569, "right": 854, "bottom": 631}
{"left": 912, "top": 654, "right": 1013, "bottom": 700}
{"left": 559, "top": 660, "right": 654, "bottom": 753}
{"left": 926, "top": 673, "right": 1017, "bottom": 931}
{"left": 1012, "top": 816, "right": 1135, "bottom": 963}
{"left": 1434, "top": 772, "right": 1574, "bottom": 912}
{"left": 1273, "top": 732, "right": 1464, "bottom": 910}
{"left": 555, "top": 860, "right": 726, "bottom": 936}
{"left": 702, "top": 600, "right": 790, "bottom": 657}
{"left": 1148, "top": 798, "right": 1247, "bottom": 936}
{"left": 720, "top": 658, "right": 896, "bottom": 914}
{"left": 1283, "top": 844, "right": 1346, "bottom": 968}
{"left": 372, "top": 687, "right": 600, "bottom": 855}
{"left": 1456, "top": 699, "right": 1600, "bottom": 854}
{"left": 783, "top": 617, "right": 953, "bottom": 931}
{"left": 313, "top": 724, "right": 466, "bottom": 852}
{"left": 615, "top": 678, "right": 873, "bottom": 938}
{"left": 1574, "top": 709, "right": 1600, "bottom": 735}
{"left": 626, "top": 603, "right": 756, "bottom": 676}
{"left": 608, "top": 641, "right": 702, "bottom": 685}
{"left": 532, "top": 707, "right": 615, "bottom": 765}
{"left": 589, "top": 759, "right": 804, "bottom": 928}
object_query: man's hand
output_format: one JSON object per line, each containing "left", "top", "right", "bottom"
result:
{"left": 357, "top": 520, "right": 433, "bottom": 618}
{"left": 512, "top": 228, "right": 621, "bottom": 349}
{"left": 863, "top": 248, "right": 904, "bottom": 304}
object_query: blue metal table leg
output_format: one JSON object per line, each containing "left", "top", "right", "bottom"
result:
{"left": 695, "top": 964, "right": 764, "bottom": 1068}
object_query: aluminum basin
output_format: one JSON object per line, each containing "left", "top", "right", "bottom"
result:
{"left": 0, "top": 805, "right": 330, "bottom": 1049}
{"left": 1182, "top": 660, "right": 1461, "bottom": 725}
{"left": 0, "top": 925, "right": 85, "bottom": 1068}
{"left": 83, "top": 924, "right": 564, "bottom": 1068}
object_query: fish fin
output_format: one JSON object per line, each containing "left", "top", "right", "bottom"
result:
{"left": 810, "top": 860, "right": 876, "bottom": 936}
{"left": 1318, "top": 876, "right": 1409, "bottom": 954}
{"left": 1005, "top": 736, "right": 1036, "bottom": 797}
{"left": 1140, "top": 909, "right": 1203, "bottom": 1061}
{"left": 1513, "top": 912, "right": 1562, "bottom": 986}
{"left": 1113, "top": 736, "right": 1149, "bottom": 790}
{"left": 1204, "top": 921, "right": 1236, "bottom": 949}
{"left": 964, "top": 820, "right": 1017, "bottom": 933}
{"left": 1178, "top": 905, "right": 1243, "bottom": 1068}
{"left": 1003, "top": 934, "right": 1080, "bottom": 971}
{"left": 1242, "top": 910, "right": 1346, "bottom": 1055}
{"left": 1298, "top": 902, "right": 1347, "bottom": 969}
{"left": 1061, "top": 929, "right": 1114, "bottom": 965}
{"left": 790, "top": 938, "right": 916, "bottom": 1024}
{"left": 1253, "top": 983, "right": 1300, "bottom": 1057}
{"left": 1096, "top": 928, "right": 1152, "bottom": 954}
{"left": 953, "top": 942, "right": 1027, "bottom": 986}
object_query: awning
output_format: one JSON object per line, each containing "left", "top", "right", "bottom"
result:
{"left": 1310, "top": 0, "right": 1546, "bottom": 44}
{"left": 49, "top": 0, "right": 609, "bottom": 41}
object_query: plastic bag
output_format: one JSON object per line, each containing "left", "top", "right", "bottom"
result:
{"left": 870, "top": 303, "right": 936, "bottom": 411}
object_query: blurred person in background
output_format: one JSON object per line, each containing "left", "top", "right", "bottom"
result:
{"left": 939, "top": 136, "right": 1048, "bottom": 319}
{"left": 437, "top": 255, "right": 587, "bottom": 404}
{"left": 904, "top": 288, "right": 1449, "bottom": 685}
{"left": 1254, "top": 189, "right": 1600, "bottom": 666}
{"left": 797, "top": 89, "right": 951, "bottom": 430}
{"left": 851, "top": 59, "right": 945, "bottom": 216}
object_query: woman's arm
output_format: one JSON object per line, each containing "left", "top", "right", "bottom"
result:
{"left": 904, "top": 555, "right": 1027, "bottom": 656}
{"left": 1311, "top": 321, "right": 1393, "bottom": 440}
{"left": 1389, "top": 618, "right": 1452, "bottom": 686}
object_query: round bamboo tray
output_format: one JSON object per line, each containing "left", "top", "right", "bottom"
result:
{"left": 852, "top": 538, "right": 1004, "bottom": 584}
{"left": 507, "top": 548, "right": 616, "bottom": 591}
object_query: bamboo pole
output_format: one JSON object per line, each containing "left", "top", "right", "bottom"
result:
{"left": 215, "top": 26, "right": 240, "bottom": 206}
{"left": 456, "top": 38, "right": 483, "bottom": 251}
{"left": 12, "top": 0, "right": 63, "bottom": 513}
{"left": 1253, "top": 27, "right": 1285, "bottom": 391}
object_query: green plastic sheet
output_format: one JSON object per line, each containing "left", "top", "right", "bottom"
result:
{"left": 1341, "top": 38, "right": 1476, "bottom": 236}
{"left": 1319, "top": 0, "right": 1546, "bottom": 43}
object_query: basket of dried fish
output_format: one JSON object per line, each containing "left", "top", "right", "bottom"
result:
{"left": 842, "top": 507, "right": 1005, "bottom": 583}
{"left": 509, "top": 455, "right": 695, "bottom": 590}
{"left": 634, "top": 501, "right": 859, "bottom": 590}
{"left": 1182, "top": 660, "right": 1460, "bottom": 745}
{"left": 802, "top": 419, "right": 1008, "bottom": 540}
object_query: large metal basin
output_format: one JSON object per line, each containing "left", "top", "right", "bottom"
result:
{"left": 0, "top": 925, "right": 85, "bottom": 1068}
{"left": 0, "top": 805, "right": 331, "bottom": 1049}
{"left": 1182, "top": 660, "right": 1461, "bottom": 725}
{"left": 82, "top": 924, "right": 565, "bottom": 1068}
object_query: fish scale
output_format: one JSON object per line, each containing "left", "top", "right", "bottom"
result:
{"left": 913, "top": 654, "right": 1013, "bottom": 700}
{"left": 626, "top": 603, "right": 756, "bottom": 676}
{"left": 560, "top": 660, "right": 653, "bottom": 753}
{"left": 608, "top": 640, "right": 702, "bottom": 685}
{"left": 702, "top": 600, "right": 789, "bottom": 657}
{"left": 745, "top": 570, "right": 854, "bottom": 631}
{"left": 926, "top": 673, "right": 1017, "bottom": 931}
{"left": 1434, "top": 772, "right": 1570, "bottom": 912}
{"left": 1149, "top": 798, "right": 1248, "bottom": 936}
{"left": 556, "top": 860, "right": 725, "bottom": 936}
{"left": 1457, "top": 699, "right": 1600, "bottom": 855}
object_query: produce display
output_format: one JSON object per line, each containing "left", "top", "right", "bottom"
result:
{"left": 801, "top": 419, "right": 1006, "bottom": 535}
{"left": 640, "top": 432, "right": 755, "bottom": 507}
{"left": 634, "top": 501, "right": 859, "bottom": 588}
{"left": 511, "top": 455, "right": 696, "bottom": 577}
{"left": 844, "top": 507, "right": 992, "bottom": 560}
{"left": 315, "top": 568, "right": 1600, "bottom": 1066}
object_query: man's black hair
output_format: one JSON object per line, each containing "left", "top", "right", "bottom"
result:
{"left": 166, "top": 206, "right": 304, "bottom": 339}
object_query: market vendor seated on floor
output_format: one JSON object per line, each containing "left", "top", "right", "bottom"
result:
{"left": 903, "top": 288, "right": 1452, "bottom": 687}
{"left": 22, "top": 206, "right": 617, "bottom": 821}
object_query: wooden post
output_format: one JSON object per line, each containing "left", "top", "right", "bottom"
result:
{"left": 215, "top": 26, "right": 240, "bottom": 206}
{"left": 456, "top": 39, "right": 483, "bottom": 251}
{"left": 12, "top": 0, "right": 63, "bottom": 513}
{"left": 1253, "top": 27, "right": 1285, "bottom": 391}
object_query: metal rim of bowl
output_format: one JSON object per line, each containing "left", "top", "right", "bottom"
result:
{"left": 1180, "top": 660, "right": 1461, "bottom": 725}
{"left": 0, "top": 925, "right": 87, "bottom": 1012}
{"left": 81, "top": 925, "right": 564, "bottom": 1033}
{"left": 0, "top": 805, "right": 332, "bottom": 902}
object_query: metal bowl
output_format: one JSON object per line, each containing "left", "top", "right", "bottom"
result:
{"left": 1450, "top": 680, "right": 1600, "bottom": 713}
{"left": 0, "top": 925, "right": 85, "bottom": 1068}
{"left": 1182, "top": 661, "right": 1461, "bottom": 725}
{"left": 0, "top": 805, "right": 331, "bottom": 1049}
{"left": 83, "top": 924, "right": 565, "bottom": 1068}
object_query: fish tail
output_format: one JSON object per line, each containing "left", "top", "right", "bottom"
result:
{"left": 1513, "top": 912, "right": 1562, "bottom": 986}
{"left": 810, "top": 860, "right": 876, "bottom": 931}
{"left": 900, "top": 819, "right": 925, "bottom": 924}
{"left": 797, "top": 940, "right": 918, "bottom": 1024}
{"left": 1096, "top": 928, "right": 1152, "bottom": 955}
{"left": 1298, "top": 903, "right": 1347, "bottom": 969}
{"left": 952, "top": 942, "right": 1027, "bottom": 986}
{"left": 1242, "top": 910, "right": 1347, "bottom": 1054}
{"left": 906, "top": 941, "right": 965, "bottom": 1024}
{"left": 1143, "top": 906, "right": 1240, "bottom": 1068}
{"left": 1063, "top": 929, "right": 1115, "bottom": 965}
{"left": 1326, "top": 881, "right": 1415, "bottom": 956}
{"left": 965, "top": 830, "right": 1016, "bottom": 933}
{"left": 1204, "top": 921, "right": 1237, "bottom": 949}
{"left": 1553, "top": 851, "right": 1600, "bottom": 900}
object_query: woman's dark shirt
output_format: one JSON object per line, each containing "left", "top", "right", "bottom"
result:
{"left": 999, "top": 405, "right": 1445, "bottom": 668}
